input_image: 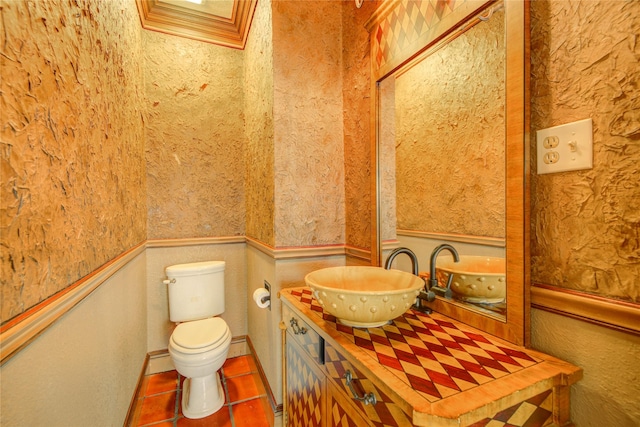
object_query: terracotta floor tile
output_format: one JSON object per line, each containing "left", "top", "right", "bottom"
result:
{"left": 176, "top": 406, "right": 233, "bottom": 427}
{"left": 223, "top": 355, "right": 253, "bottom": 378}
{"left": 251, "top": 371, "right": 267, "bottom": 396}
{"left": 138, "top": 391, "right": 177, "bottom": 425}
{"left": 247, "top": 355, "right": 259, "bottom": 373}
{"left": 226, "top": 373, "right": 261, "bottom": 403}
{"left": 129, "top": 356, "right": 272, "bottom": 427}
{"left": 232, "top": 398, "right": 270, "bottom": 427}
{"left": 145, "top": 371, "right": 179, "bottom": 396}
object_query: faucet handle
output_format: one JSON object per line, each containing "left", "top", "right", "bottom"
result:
{"left": 428, "top": 275, "right": 453, "bottom": 299}
{"left": 430, "top": 286, "right": 453, "bottom": 300}
{"left": 417, "top": 288, "right": 436, "bottom": 302}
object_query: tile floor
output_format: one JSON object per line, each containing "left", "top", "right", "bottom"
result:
{"left": 129, "top": 355, "right": 273, "bottom": 427}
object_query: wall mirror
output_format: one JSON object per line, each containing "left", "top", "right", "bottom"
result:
{"left": 368, "top": 0, "right": 530, "bottom": 345}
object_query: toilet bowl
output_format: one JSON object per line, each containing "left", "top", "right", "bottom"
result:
{"left": 164, "top": 260, "right": 229, "bottom": 419}
{"left": 169, "top": 317, "right": 232, "bottom": 419}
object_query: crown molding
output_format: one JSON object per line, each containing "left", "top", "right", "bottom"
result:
{"left": 135, "top": 0, "right": 257, "bottom": 49}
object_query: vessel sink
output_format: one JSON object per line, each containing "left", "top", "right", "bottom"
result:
{"left": 436, "top": 256, "right": 506, "bottom": 303}
{"left": 305, "top": 266, "right": 424, "bottom": 328}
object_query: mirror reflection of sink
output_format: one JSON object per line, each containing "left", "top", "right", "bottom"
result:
{"left": 436, "top": 256, "right": 506, "bottom": 303}
{"left": 305, "top": 266, "right": 424, "bottom": 328}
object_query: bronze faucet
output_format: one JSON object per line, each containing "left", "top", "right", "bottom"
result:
{"left": 427, "top": 244, "right": 460, "bottom": 299}
{"left": 383, "top": 247, "right": 419, "bottom": 275}
{"left": 384, "top": 247, "right": 431, "bottom": 313}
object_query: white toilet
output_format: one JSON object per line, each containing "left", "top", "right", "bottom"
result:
{"left": 165, "top": 260, "right": 232, "bottom": 419}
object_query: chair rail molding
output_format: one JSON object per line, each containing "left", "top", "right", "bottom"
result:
{"left": 531, "top": 283, "right": 640, "bottom": 335}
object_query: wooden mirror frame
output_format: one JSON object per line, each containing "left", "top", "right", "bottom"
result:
{"left": 368, "top": 0, "right": 530, "bottom": 346}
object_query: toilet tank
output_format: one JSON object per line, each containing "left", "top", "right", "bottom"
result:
{"left": 166, "top": 260, "right": 225, "bottom": 322}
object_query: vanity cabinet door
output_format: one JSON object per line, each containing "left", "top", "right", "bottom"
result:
{"left": 327, "top": 382, "right": 374, "bottom": 427}
{"left": 324, "top": 342, "right": 413, "bottom": 427}
{"left": 286, "top": 332, "right": 325, "bottom": 427}
{"left": 283, "top": 304, "right": 324, "bottom": 364}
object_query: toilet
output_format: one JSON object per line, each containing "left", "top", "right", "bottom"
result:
{"left": 165, "top": 260, "right": 232, "bottom": 419}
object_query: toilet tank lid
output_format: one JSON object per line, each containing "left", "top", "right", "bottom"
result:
{"left": 166, "top": 261, "right": 225, "bottom": 276}
{"left": 173, "top": 318, "right": 229, "bottom": 349}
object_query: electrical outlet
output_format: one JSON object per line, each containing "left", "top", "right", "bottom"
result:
{"left": 543, "top": 136, "right": 559, "bottom": 149}
{"left": 543, "top": 151, "right": 559, "bottom": 164}
{"left": 537, "top": 118, "right": 593, "bottom": 174}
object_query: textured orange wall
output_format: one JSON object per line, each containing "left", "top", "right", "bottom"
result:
{"left": 244, "top": 0, "right": 276, "bottom": 247}
{"left": 143, "top": 31, "right": 245, "bottom": 239}
{"left": 378, "top": 77, "right": 398, "bottom": 244}
{"left": 342, "top": 1, "right": 380, "bottom": 253}
{"left": 0, "top": 0, "right": 146, "bottom": 323}
{"left": 271, "top": 1, "right": 345, "bottom": 248}
{"left": 530, "top": 1, "right": 640, "bottom": 302}
{"left": 394, "top": 12, "right": 505, "bottom": 238}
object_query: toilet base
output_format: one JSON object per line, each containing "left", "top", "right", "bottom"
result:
{"left": 181, "top": 372, "right": 225, "bottom": 419}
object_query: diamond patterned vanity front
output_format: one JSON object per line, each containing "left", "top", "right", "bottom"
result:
{"left": 281, "top": 287, "right": 582, "bottom": 427}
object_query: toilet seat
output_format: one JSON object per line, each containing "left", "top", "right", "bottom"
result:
{"left": 171, "top": 318, "right": 230, "bottom": 355}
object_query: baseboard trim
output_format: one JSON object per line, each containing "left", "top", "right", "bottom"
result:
{"left": 124, "top": 353, "right": 150, "bottom": 427}
{"left": 247, "top": 335, "right": 283, "bottom": 415}
{"left": 531, "top": 283, "right": 640, "bottom": 335}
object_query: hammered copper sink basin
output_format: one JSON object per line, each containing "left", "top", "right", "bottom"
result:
{"left": 305, "top": 266, "right": 425, "bottom": 328}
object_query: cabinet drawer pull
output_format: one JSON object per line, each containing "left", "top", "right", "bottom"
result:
{"left": 290, "top": 318, "right": 307, "bottom": 335}
{"left": 344, "top": 370, "right": 377, "bottom": 405}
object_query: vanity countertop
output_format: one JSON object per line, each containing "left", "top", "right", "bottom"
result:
{"left": 281, "top": 287, "right": 582, "bottom": 426}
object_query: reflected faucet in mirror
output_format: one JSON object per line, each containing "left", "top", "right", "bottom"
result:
{"left": 383, "top": 247, "right": 431, "bottom": 313}
{"left": 404, "top": 244, "right": 462, "bottom": 314}
{"left": 428, "top": 244, "right": 460, "bottom": 299}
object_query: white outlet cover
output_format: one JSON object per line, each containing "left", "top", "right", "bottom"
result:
{"left": 536, "top": 118, "right": 593, "bottom": 174}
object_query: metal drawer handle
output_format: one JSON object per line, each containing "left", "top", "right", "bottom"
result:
{"left": 344, "top": 370, "right": 377, "bottom": 405}
{"left": 290, "top": 318, "right": 307, "bottom": 335}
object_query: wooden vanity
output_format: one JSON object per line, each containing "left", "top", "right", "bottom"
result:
{"left": 281, "top": 287, "right": 582, "bottom": 427}
{"left": 279, "top": 3, "right": 581, "bottom": 425}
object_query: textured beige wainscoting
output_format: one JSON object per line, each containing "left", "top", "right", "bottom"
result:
{"left": 143, "top": 30, "right": 246, "bottom": 240}
{"left": 0, "top": 252, "right": 147, "bottom": 427}
{"left": 532, "top": 309, "right": 640, "bottom": 426}
{"left": 1, "top": 0, "right": 147, "bottom": 324}
{"left": 530, "top": 0, "right": 640, "bottom": 302}
{"left": 246, "top": 244, "right": 279, "bottom": 405}
{"left": 246, "top": 241, "right": 346, "bottom": 408}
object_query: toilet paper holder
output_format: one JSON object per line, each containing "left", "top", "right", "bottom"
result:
{"left": 252, "top": 281, "right": 272, "bottom": 310}
{"left": 263, "top": 281, "right": 271, "bottom": 310}
{"left": 259, "top": 294, "right": 271, "bottom": 305}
